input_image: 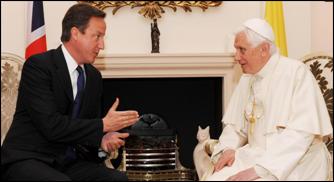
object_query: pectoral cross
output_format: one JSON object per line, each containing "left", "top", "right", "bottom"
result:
{"left": 249, "top": 96, "right": 256, "bottom": 135}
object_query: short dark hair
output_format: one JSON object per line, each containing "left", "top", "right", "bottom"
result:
{"left": 61, "top": 3, "right": 106, "bottom": 42}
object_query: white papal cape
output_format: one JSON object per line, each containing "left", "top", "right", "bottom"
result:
{"left": 207, "top": 53, "right": 333, "bottom": 181}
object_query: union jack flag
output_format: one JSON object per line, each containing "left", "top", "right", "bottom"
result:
{"left": 25, "top": 1, "right": 47, "bottom": 60}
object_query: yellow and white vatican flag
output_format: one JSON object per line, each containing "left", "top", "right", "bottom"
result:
{"left": 265, "top": 1, "right": 288, "bottom": 56}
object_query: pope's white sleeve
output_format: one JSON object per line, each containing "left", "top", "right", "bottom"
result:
{"left": 211, "top": 124, "right": 247, "bottom": 162}
{"left": 255, "top": 128, "right": 314, "bottom": 180}
{"left": 254, "top": 165, "right": 278, "bottom": 180}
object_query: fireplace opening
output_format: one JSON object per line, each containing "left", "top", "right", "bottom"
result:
{"left": 102, "top": 77, "right": 223, "bottom": 169}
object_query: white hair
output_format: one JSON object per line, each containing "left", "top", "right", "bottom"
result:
{"left": 234, "top": 26, "right": 277, "bottom": 55}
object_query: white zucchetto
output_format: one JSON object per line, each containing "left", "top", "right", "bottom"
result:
{"left": 243, "top": 18, "right": 275, "bottom": 42}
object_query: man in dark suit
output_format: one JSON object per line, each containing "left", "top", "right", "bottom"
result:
{"left": 1, "top": 3, "right": 139, "bottom": 181}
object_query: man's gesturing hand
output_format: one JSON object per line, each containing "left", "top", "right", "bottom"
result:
{"left": 102, "top": 98, "right": 139, "bottom": 132}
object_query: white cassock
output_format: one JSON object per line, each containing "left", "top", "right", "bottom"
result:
{"left": 206, "top": 53, "right": 333, "bottom": 181}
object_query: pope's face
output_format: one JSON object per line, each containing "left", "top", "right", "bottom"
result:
{"left": 234, "top": 32, "right": 265, "bottom": 74}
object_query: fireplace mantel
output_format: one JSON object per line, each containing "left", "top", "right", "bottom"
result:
{"left": 93, "top": 53, "right": 241, "bottom": 111}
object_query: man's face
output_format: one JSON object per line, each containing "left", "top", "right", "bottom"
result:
{"left": 75, "top": 17, "right": 106, "bottom": 64}
{"left": 234, "top": 32, "right": 265, "bottom": 74}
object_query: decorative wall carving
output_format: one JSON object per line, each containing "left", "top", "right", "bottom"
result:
{"left": 79, "top": 1, "right": 222, "bottom": 20}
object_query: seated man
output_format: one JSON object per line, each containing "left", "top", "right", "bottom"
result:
{"left": 1, "top": 3, "right": 139, "bottom": 181}
{"left": 206, "top": 18, "right": 332, "bottom": 181}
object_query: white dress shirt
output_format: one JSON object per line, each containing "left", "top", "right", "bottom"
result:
{"left": 61, "top": 45, "right": 86, "bottom": 100}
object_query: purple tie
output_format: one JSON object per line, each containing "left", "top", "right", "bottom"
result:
{"left": 65, "top": 66, "right": 85, "bottom": 162}
{"left": 72, "top": 66, "right": 84, "bottom": 119}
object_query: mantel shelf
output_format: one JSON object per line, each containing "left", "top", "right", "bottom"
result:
{"left": 94, "top": 53, "right": 237, "bottom": 77}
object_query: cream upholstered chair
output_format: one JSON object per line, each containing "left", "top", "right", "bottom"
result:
{"left": 301, "top": 53, "right": 333, "bottom": 128}
{"left": 1, "top": 52, "right": 24, "bottom": 145}
{"left": 302, "top": 53, "right": 333, "bottom": 181}
{"left": 193, "top": 53, "right": 333, "bottom": 180}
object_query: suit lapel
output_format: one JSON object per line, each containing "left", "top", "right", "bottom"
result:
{"left": 54, "top": 46, "right": 74, "bottom": 101}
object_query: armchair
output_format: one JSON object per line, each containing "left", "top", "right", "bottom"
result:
{"left": 302, "top": 53, "right": 333, "bottom": 181}
{"left": 1, "top": 53, "right": 24, "bottom": 145}
{"left": 301, "top": 53, "right": 333, "bottom": 127}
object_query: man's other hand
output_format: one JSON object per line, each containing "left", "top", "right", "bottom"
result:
{"left": 101, "top": 132, "right": 129, "bottom": 152}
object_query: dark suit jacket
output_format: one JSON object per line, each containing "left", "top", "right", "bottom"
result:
{"left": 1, "top": 46, "right": 104, "bottom": 167}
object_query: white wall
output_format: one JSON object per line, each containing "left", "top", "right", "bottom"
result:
{"left": 284, "top": 1, "right": 312, "bottom": 59}
{"left": 311, "top": 2, "right": 333, "bottom": 56}
{"left": 1, "top": 1, "right": 333, "bottom": 59}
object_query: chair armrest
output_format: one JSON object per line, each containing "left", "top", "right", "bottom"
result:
{"left": 326, "top": 138, "right": 333, "bottom": 152}
{"left": 194, "top": 139, "right": 219, "bottom": 180}
{"left": 109, "top": 150, "right": 119, "bottom": 159}
{"left": 204, "top": 139, "right": 219, "bottom": 156}
{"left": 104, "top": 150, "right": 119, "bottom": 169}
